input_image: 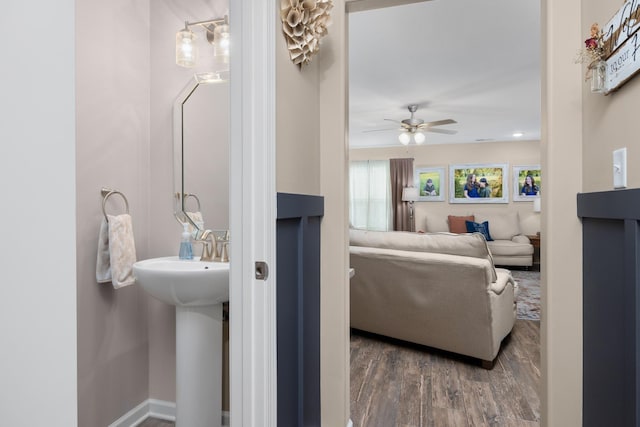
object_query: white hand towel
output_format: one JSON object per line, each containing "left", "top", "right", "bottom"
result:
{"left": 96, "top": 218, "right": 112, "bottom": 283}
{"left": 107, "top": 214, "right": 137, "bottom": 289}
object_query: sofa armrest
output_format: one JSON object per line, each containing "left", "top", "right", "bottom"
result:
{"left": 490, "top": 268, "right": 516, "bottom": 295}
{"left": 512, "top": 234, "right": 530, "bottom": 244}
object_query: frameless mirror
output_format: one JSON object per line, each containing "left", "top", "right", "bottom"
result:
{"left": 173, "top": 75, "right": 229, "bottom": 235}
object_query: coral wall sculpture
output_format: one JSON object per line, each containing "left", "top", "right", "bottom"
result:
{"left": 280, "top": 0, "right": 333, "bottom": 67}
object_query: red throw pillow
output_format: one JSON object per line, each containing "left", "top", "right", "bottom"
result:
{"left": 448, "top": 215, "right": 475, "bottom": 234}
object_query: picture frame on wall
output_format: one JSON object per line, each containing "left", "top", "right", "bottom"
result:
{"left": 415, "top": 166, "right": 445, "bottom": 202}
{"left": 449, "top": 163, "right": 509, "bottom": 204}
{"left": 513, "top": 165, "right": 541, "bottom": 201}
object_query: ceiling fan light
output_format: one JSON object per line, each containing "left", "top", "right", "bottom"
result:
{"left": 398, "top": 132, "right": 411, "bottom": 145}
{"left": 414, "top": 132, "right": 426, "bottom": 144}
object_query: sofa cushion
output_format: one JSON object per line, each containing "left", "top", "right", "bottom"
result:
{"left": 487, "top": 239, "right": 534, "bottom": 257}
{"left": 349, "top": 228, "right": 497, "bottom": 281}
{"left": 448, "top": 215, "right": 474, "bottom": 233}
{"left": 424, "top": 215, "right": 449, "bottom": 232}
{"left": 465, "top": 220, "right": 494, "bottom": 241}
{"left": 474, "top": 212, "right": 521, "bottom": 240}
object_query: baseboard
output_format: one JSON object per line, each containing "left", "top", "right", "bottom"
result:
{"left": 109, "top": 399, "right": 230, "bottom": 426}
{"left": 146, "top": 399, "right": 176, "bottom": 422}
{"left": 108, "top": 400, "right": 157, "bottom": 427}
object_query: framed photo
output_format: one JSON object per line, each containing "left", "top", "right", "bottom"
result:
{"left": 414, "top": 167, "right": 445, "bottom": 201}
{"left": 513, "top": 165, "right": 541, "bottom": 201}
{"left": 449, "top": 163, "right": 509, "bottom": 204}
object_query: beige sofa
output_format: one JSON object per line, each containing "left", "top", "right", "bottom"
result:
{"left": 349, "top": 229, "right": 517, "bottom": 367}
{"left": 423, "top": 211, "right": 534, "bottom": 267}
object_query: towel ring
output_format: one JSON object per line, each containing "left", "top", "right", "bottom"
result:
{"left": 184, "top": 193, "right": 202, "bottom": 212}
{"left": 101, "top": 187, "right": 130, "bottom": 221}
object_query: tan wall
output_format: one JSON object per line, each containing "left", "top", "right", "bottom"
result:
{"left": 276, "top": 1, "right": 350, "bottom": 425}
{"left": 276, "top": 8, "right": 321, "bottom": 195}
{"left": 319, "top": 1, "right": 351, "bottom": 426}
{"left": 350, "top": 141, "right": 542, "bottom": 235}
{"left": 75, "top": 0, "right": 152, "bottom": 425}
{"left": 582, "top": 2, "right": 640, "bottom": 192}
{"left": 542, "top": 0, "right": 583, "bottom": 425}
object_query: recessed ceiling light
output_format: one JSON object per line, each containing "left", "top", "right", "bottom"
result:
{"left": 513, "top": 132, "right": 524, "bottom": 137}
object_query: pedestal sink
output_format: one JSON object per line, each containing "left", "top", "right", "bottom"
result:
{"left": 133, "top": 256, "right": 229, "bottom": 427}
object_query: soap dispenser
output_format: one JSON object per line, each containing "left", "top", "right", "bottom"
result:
{"left": 179, "top": 222, "right": 194, "bottom": 260}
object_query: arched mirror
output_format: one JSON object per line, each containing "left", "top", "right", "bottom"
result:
{"left": 173, "top": 74, "right": 229, "bottom": 235}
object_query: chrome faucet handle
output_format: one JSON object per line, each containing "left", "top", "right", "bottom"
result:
{"left": 195, "top": 229, "right": 217, "bottom": 261}
{"left": 220, "top": 242, "right": 229, "bottom": 262}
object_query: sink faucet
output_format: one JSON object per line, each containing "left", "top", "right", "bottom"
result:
{"left": 195, "top": 229, "right": 229, "bottom": 262}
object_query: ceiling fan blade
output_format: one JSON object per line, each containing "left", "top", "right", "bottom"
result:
{"left": 426, "top": 128, "right": 458, "bottom": 135}
{"left": 383, "top": 118, "right": 402, "bottom": 124}
{"left": 362, "top": 127, "right": 401, "bottom": 133}
{"left": 422, "top": 118, "right": 457, "bottom": 127}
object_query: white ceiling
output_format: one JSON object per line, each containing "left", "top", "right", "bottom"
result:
{"left": 348, "top": 0, "right": 541, "bottom": 149}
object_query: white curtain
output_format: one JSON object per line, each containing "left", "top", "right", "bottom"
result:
{"left": 349, "top": 160, "right": 392, "bottom": 231}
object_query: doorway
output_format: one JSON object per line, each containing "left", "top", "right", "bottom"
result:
{"left": 346, "top": 1, "right": 542, "bottom": 424}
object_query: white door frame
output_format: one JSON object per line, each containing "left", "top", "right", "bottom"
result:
{"left": 229, "top": 0, "right": 278, "bottom": 426}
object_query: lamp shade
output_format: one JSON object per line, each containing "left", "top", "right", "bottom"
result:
{"left": 414, "top": 132, "right": 426, "bottom": 144}
{"left": 533, "top": 197, "right": 541, "bottom": 212}
{"left": 398, "top": 132, "right": 411, "bottom": 145}
{"left": 402, "top": 187, "right": 419, "bottom": 202}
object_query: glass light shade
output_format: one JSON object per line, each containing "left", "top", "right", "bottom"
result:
{"left": 398, "top": 132, "right": 411, "bottom": 145}
{"left": 414, "top": 132, "right": 426, "bottom": 144}
{"left": 176, "top": 28, "right": 198, "bottom": 68}
{"left": 214, "top": 24, "right": 230, "bottom": 62}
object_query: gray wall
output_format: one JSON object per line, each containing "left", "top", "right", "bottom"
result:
{"left": 148, "top": 0, "right": 229, "bottom": 402}
{"left": 75, "top": 0, "right": 152, "bottom": 425}
{"left": 75, "top": 0, "right": 228, "bottom": 424}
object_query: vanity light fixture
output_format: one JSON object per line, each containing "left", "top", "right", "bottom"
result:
{"left": 176, "top": 15, "right": 229, "bottom": 68}
{"left": 213, "top": 22, "right": 230, "bottom": 62}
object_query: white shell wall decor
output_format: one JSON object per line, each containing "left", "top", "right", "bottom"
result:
{"left": 280, "top": 0, "right": 333, "bottom": 67}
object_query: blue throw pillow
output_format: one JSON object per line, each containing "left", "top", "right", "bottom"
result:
{"left": 465, "top": 220, "right": 494, "bottom": 241}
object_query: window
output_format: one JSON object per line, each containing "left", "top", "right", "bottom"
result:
{"left": 349, "top": 160, "right": 392, "bottom": 231}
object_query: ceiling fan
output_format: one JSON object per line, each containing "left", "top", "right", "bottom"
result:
{"left": 365, "top": 104, "right": 457, "bottom": 145}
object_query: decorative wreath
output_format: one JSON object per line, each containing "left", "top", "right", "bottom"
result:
{"left": 280, "top": 0, "right": 333, "bottom": 67}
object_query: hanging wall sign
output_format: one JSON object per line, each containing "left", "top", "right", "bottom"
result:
{"left": 602, "top": 0, "right": 640, "bottom": 93}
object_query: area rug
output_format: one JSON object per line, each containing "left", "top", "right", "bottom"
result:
{"left": 511, "top": 270, "right": 540, "bottom": 321}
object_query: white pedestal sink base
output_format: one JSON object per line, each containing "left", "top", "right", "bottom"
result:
{"left": 176, "top": 303, "right": 223, "bottom": 427}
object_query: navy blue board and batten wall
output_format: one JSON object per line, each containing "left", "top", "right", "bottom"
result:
{"left": 276, "top": 193, "right": 324, "bottom": 427}
{"left": 577, "top": 188, "right": 640, "bottom": 427}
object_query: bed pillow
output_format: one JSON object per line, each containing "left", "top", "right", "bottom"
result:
{"left": 448, "top": 215, "right": 474, "bottom": 234}
{"left": 465, "top": 220, "right": 494, "bottom": 241}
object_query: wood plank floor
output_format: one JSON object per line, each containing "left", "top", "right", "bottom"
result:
{"left": 139, "top": 321, "right": 538, "bottom": 427}
{"left": 137, "top": 418, "right": 174, "bottom": 427}
{"left": 351, "top": 320, "right": 540, "bottom": 427}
